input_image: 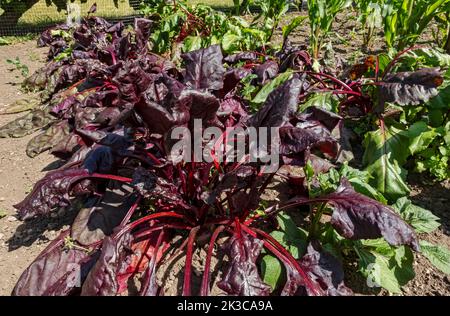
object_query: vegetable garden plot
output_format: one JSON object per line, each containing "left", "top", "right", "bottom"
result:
{"left": 0, "top": 0, "right": 449, "bottom": 296}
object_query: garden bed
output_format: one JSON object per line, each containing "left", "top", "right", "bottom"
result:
{"left": 0, "top": 1, "right": 449, "bottom": 296}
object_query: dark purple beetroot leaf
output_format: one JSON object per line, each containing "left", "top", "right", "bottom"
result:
{"left": 72, "top": 49, "right": 95, "bottom": 60}
{"left": 113, "top": 61, "right": 152, "bottom": 104}
{"left": 204, "top": 166, "right": 256, "bottom": 205}
{"left": 217, "top": 232, "right": 271, "bottom": 296}
{"left": 144, "top": 80, "right": 169, "bottom": 104}
{"left": 380, "top": 68, "right": 443, "bottom": 106}
{"left": 134, "top": 18, "right": 153, "bottom": 50}
{"left": 182, "top": 45, "right": 226, "bottom": 91}
{"left": 83, "top": 146, "right": 115, "bottom": 174}
{"left": 298, "top": 241, "right": 353, "bottom": 296}
{"left": 107, "top": 22, "right": 124, "bottom": 36}
{"left": 51, "top": 133, "right": 82, "bottom": 159}
{"left": 95, "top": 107, "right": 122, "bottom": 126}
{"left": 14, "top": 168, "right": 92, "bottom": 220}
{"left": 281, "top": 263, "right": 309, "bottom": 296}
{"left": 74, "top": 106, "right": 103, "bottom": 129}
{"left": 224, "top": 52, "right": 259, "bottom": 64}
{"left": 182, "top": 89, "right": 220, "bottom": 125}
{"left": 135, "top": 96, "right": 177, "bottom": 134}
{"left": 81, "top": 232, "right": 133, "bottom": 296}
{"left": 218, "top": 97, "right": 248, "bottom": 126}
{"left": 327, "top": 180, "right": 419, "bottom": 250}
{"left": 279, "top": 126, "right": 338, "bottom": 159}
{"left": 50, "top": 95, "right": 82, "bottom": 116}
{"left": 71, "top": 185, "right": 136, "bottom": 246}
{"left": 117, "top": 34, "right": 131, "bottom": 60}
{"left": 26, "top": 120, "right": 70, "bottom": 158}
{"left": 12, "top": 231, "right": 97, "bottom": 296}
{"left": 279, "top": 179, "right": 419, "bottom": 250}
{"left": 159, "top": 74, "right": 186, "bottom": 103}
{"left": 220, "top": 67, "right": 253, "bottom": 97}
{"left": 76, "top": 129, "right": 133, "bottom": 152}
{"left": 249, "top": 78, "right": 303, "bottom": 128}
{"left": 54, "top": 63, "right": 88, "bottom": 92}
{"left": 254, "top": 61, "right": 279, "bottom": 85}
{"left": 297, "top": 106, "right": 342, "bottom": 132}
{"left": 279, "top": 49, "right": 312, "bottom": 72}
{"left": 131, "top": 167, "right": 189, "bottom": 209}
{"left": 83, "top": 90, "right": 120, "bottom": 109}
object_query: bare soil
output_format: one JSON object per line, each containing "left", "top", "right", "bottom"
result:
{"left": 0, "top": 41, "right": 59, "bottom": 296}
{"left": 0, "top": 11, "right": 449, "bottom": 295}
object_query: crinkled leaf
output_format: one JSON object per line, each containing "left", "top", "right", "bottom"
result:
{"left": 254, "top": 61, "right": 279, "bottom": 85}
{"left": 12, "top": 231, "right": 97, "bottom": 296}
{"left": 281, "top": 179, "right": 419, "bottom": 250}
{"left": 356, "top": 240, "right": 415, "bottom": 293}
{"left": 0, "top": 109, "right": 53, "bottom": 138}
{"left": 81, "top": 232, "right": 133, "bottom": 296}
{"left": 224, "top": 52, "right": 258, "bottom": 64}
{"left": 392, "top": 197, "right": 440, "bottom": 234}
{"left": 279, "top": 126, "right": 338, "bottom": 159}
{"left": 380, "top": 68, "right": 443, "bottom": 106}
{"left": 71, "top": 185, "right": 135, "bottom": 246}
{"left": 134, "top": 18, "right": 153, "bottom": 50}
{"left": 182, "top": 45, "right": 226, "bottom": 91}
{"left": 218, "top": 232, "right": 271, "bottom": 296}
{"left": 419, "top": 240, "right": 450, "bottom": 275}
{"left": 14, "top": 168, "right": 91, "bottom": 220}
{"left": 298, "top": 241, "right": 353, "bottom": 296}
{"left": 26, "top": 121, "right": 70, "bottom": 158}
{"left": 250, "top": 77, "right": 301, "bottom": 128}
{"left": 0, "top": 97, "right": 40, "bottom": 115}
{"left": 363, "top": 125, "right": 411, "bottom": 201}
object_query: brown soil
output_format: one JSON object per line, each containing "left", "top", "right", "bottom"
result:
{"left": 0, "top": 11, "right": 449, "bottom": 296}
{"left": 0, "top": 41, "right": 58, "bottom": 296}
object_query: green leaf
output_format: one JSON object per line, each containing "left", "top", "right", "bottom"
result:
{"left": 299, "top": 92, "right": 340, "bottom": 113}
{"left": 0, "top": 98, "right": 39, "bottom": 115}
{"left": 419, "top": 240, "right": 450, "bottom": 275}
{"left": 392, "top": 197, "right": 440, "bottom": 233}
{"left": 355, "top": 240, "right": 415, "bottom": 293}
{"left": 406, "top": 121, "right": 437, "bottom": 155}
{"left": 221, "top": 32, "right": 241, "bottom": 54}
{"left": 252, "top": 71, "right": 293, "bottom": 104}
{"left": 282, "top": 16, "right": 308, "bottom": 41}
{"left": 261, "top": 255, "right": 283, "bottom": 291}
{"left": 363, "top": 125, "right": 411, "bottom": 201}
{"left": 182, "top": 36, "right": 202, "bottom": 53}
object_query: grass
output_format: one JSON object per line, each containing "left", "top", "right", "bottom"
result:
{"left": 0, "top": 0, "right": 234, "bottom": 26}
{"left": 0, "top": 0, "right": 235, "bottom": 40}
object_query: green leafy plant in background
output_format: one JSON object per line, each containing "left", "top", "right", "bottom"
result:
{"left": 253, "top": 0, "right": 291, "bottom": 41}
{"left": 356, "top": 0, "right": 384, "bottom": 48}
{"left": 141, "top": 0, "right": 272, "bottom": 56}
{"left": 431, "top": 5, "right": 450, "bottom": 52}
{"left": 382, "top": 0, "right": 450, "bottom": 51}
{"left": 360, "top": 47, "right": 450, "bottom": 201}
{"left": 261, "top": 164, "right": 450, "bottom": 294}
{"left": 6, "top": 57, "right": 29, "bottom": 78}
{"left": 233, "top": 0, "right": 254, "bottom": 14}
{"left": 307, "top": 0, "right": 352, "bottom": 59}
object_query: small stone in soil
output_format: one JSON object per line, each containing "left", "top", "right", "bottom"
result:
{"left": 0, "top": 233, "right": 4, "bottom": 240}
{"left": 6, "top": 216, "right": 17, "bottom": 222}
